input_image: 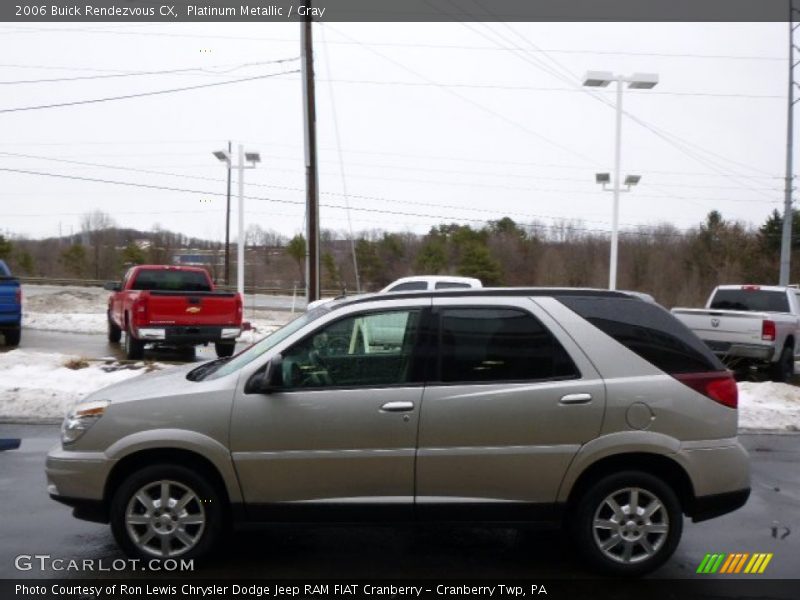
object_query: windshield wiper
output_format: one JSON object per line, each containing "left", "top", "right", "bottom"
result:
{"left": 187, "top": 357, "right": 231, "bottom": 381}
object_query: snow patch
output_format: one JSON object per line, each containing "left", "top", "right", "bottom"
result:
{"left": 23, "top": 312, "right": 106, "bottom": 335}
{"left": 0, "top": 350, "right": 171, "bottom": 422}
{"left": 738, "top": 381, "right": 800, "bottom": 431}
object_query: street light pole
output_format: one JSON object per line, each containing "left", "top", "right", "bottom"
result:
{"left": 237, "top": 143, "right": 245, "bottom": 298}
{"left": 224, "top": 140, "right": 232, "bottom": 286}
{"left": 610, "top": 77, "right": 624, "bottom": 291}
{"left": 780, "top": 15, "right": 798, "bottom": 286}
{"left": 584, "top": 71, "right": 658, "bottom": 290}
{"left": 213, "top": 145, "right": 260, "bottom": 298}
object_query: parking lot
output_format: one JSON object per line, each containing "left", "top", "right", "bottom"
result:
{"left": 0, "top": 425, "right": 797, "bottom": 580}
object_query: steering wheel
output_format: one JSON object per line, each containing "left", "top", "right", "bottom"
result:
{"left": 325, "top": 335, "right": 350, "bottom": 356}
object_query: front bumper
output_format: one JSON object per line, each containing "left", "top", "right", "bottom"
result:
{"left": 46, "top": 443, "right": 113, "bottom": 517}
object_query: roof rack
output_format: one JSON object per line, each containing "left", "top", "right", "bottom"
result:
{"left": 336, "top": 287, "right": 632, "bottom": 308}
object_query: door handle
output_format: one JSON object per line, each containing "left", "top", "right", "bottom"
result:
{"left": 380, "top": 401, "right": 415, "bottom": 412}
{"left": 559, "top": 393, "right": 592, "bottom": 405}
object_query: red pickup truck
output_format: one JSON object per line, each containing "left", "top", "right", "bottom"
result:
{"left": 105, "top": 265, "right": 242, "bottom": 360}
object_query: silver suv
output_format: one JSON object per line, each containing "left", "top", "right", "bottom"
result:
{"left": 46, "top": 289, "right": 750, "bottom": 575}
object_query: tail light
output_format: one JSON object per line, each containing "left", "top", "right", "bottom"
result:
{"left": 236, "top": 294, "right": 243, "bottom": 319}
{"left": 15, "top": 287, "right": 21, "bottom": 304}
{"left": 134, "top": 297, "right": 148, "bottom": 320}
{"left": 762, "top": 320, "right": 776, "bottom": 341}
{"left": 674, "top": 371, "right": 738, "bottom": 409}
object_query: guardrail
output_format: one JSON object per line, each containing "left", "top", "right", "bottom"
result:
{"left": 17, "top": 276, "right": 344, "bottom": 297}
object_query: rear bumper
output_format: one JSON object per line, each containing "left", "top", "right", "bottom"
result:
{"left": 135, "top": 325, "right": 240, "bottom": 345}
{"left": 703, "top": 340, "right": 774, "bottom": 361}
{"left": 689, "top": 488, "right": 750, "bottom": 522}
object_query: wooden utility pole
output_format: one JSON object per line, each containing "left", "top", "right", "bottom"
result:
{"left": 301, "top": 16, "right": 320, "bottom": 302}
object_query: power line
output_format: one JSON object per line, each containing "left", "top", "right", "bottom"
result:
{"left": 1, "top": 151, "right": 780, "bottom": 213}
{"left": 450, "top": 15, "right": 780, "bottom": 196}
{"left": 320, "top": 78, "right": 783, "bottom": 100}
{"left": 2, "top": 26, "right": 785, "bottom": 61}
{"left": 0, "top": 67, "right": 299, "bottom": 114}
{"left": 326, "top": 24, "right": 599, "bottom": 166}
{"left": 0, "top": 59, "right": 299, "bottom": 85}
{"left": 0, "top": 165, "right": 785, "bottom": 239}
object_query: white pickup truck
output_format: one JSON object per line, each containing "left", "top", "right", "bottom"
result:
{"left": 672, "top": 285, "right": 800, "bottom": 381}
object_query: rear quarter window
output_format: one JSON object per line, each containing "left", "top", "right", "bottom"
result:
{"left": 557, "top": 296, "right": 725, "bottom": 374}
{"left": 387, "top": 281, "right": 428, "bottom": 292}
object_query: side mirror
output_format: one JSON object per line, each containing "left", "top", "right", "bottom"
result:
{"left": 104, "top": 281, "right": 121, "bottom": 292}
{"left": 245, "top": 355, "right": 283, "bottom": 394}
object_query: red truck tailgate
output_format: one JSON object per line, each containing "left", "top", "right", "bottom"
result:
{"left": 143, "top": 292, "right": 241, "bottom": 326}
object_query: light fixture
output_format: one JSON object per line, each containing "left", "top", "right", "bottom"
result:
{"left": 595, "top": 173, "right": 611, "bottom": 184}
{"left": 627, "top": 73, "right": 659, "bottom": 89}
{"left": 244, "top": 152, "right": 261, "bottom": 164}
{"left": 583, "top": 71, "right": 614, "bottom": 87}
{"left": 624, "top": 174, "right": 642, "bottom": 186}
{"left": 213, "top": 150, "right": 230, "bottom": 162}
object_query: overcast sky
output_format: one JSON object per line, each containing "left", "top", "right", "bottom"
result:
{"left": 0, "top": 21, "right": 791, "bottom": 243}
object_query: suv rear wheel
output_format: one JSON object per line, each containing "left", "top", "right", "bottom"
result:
{"left": 110, "top": 464, "right": 224, "bottom": 561}
{"left": 570, "top": 471, "right": 682, "bottom": 576}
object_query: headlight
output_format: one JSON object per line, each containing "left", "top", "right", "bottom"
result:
{"left": 61, "top": 399, "right": 109, "bottom": 445}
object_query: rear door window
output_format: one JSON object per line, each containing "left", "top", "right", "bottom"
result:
{"left": 557, "top": 296, "right": 725, "bottom": 374}
{"left": 435, "top": 307, "right": 579, "bottom": 383}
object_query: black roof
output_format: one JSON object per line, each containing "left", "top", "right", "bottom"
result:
{"left": 331, "top": 287, "right": 633, "bottom": 310}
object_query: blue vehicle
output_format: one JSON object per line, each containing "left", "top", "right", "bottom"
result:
{"left": 0, "top": 260, "right": 21, "bottom": 346}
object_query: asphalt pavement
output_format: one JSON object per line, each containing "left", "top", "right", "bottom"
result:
{"left": 0, "top": 427, "right": 796, "bottom": 580}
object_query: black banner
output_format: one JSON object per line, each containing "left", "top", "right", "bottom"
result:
{"left": 4, "top": 579, "right": 800, "bottom": 600}
{"left": 2, "top": 0, "right": 797, "bottom": 23}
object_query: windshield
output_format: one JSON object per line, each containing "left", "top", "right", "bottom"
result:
{"left": 197, "top": 307, "right": 329, "bottom": 381}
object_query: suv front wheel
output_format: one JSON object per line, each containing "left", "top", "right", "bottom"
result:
{"left": 110, "top": 464, "right": 224, "bottom": 561}
{"left": 570, "top": 471, "right": 682, "bottom": 576}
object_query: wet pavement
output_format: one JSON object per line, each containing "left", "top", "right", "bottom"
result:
{"left": 0, "top": 427, "right": 797, "bottom": 580}
{"left": 0, "top": 329, "right": 249, "bottom": 363}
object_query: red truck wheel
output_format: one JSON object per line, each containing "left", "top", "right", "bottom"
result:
{"left": 108, "top": 313, "right": 122, "bottom": 343}
{"left": 124, "top": 328, "right": 145, "bottom": 360}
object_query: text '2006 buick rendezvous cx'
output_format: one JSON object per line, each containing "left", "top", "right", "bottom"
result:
{"left": 46, "top": 288, "right": 749, "bottom": 575}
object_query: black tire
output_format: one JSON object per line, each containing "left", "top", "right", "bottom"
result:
{"left": 215, "top": 342, "right": 235, "bottom": 358}
{"left": 110, "top": 464, "right": 224, "bottom": 561}
{"left": 108, "top": 314, "right": 122, "bottom": 343}
{"left": 570, "top": 471, "right": 683, "bottom": 576}
{"left": 3, "top": 328, "right": 21, "bottom": 347}
{"left": 124, "top": 327, "right": 145, "bottom": 360}
{"left": 769, "top": 346, "right": 794, "bottom": 383}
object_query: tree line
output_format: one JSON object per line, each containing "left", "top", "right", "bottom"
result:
{"left": 1, "top": 209, "right": 798, "bottom": 308}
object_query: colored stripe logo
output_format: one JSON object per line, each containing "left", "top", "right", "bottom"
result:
{"left": 696, "top": 552, "right": 773, "bottom": 574}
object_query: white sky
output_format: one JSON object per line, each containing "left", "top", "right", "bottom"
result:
{"left": 0, "top": 21, "right": 791, "bottom": 242}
